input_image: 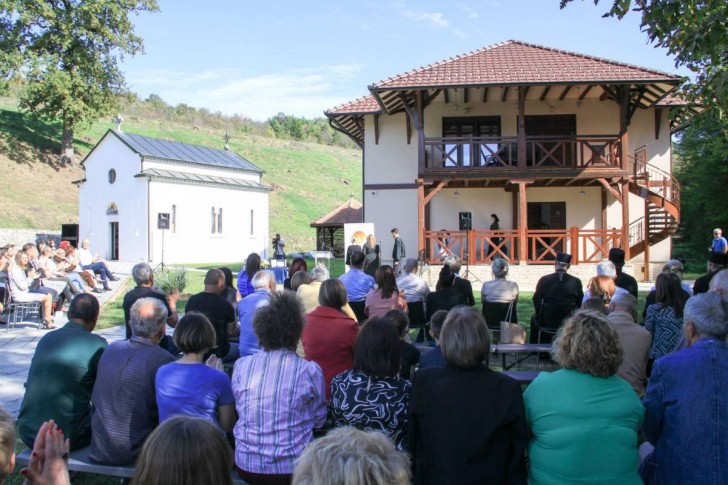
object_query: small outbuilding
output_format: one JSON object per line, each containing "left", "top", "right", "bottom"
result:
{"left": 310, "top": 198, "right": 363, "bottom": 256}
{"left": 75, "top": 129, "right": 271, "bottom": 264}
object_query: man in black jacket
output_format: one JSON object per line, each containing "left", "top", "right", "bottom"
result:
{"left": 531, "top": 252, "right": 583, "bottom": 343}
{"left": 609, "top": 248, "right": 638, "bottom": 298}
{"left": 693, "top": 251, "right": 728, "bottom": 295}
{"left": 391, "top": 228, "right": 406, "bottom": 275}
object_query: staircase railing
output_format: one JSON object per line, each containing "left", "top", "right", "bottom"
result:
{"left": 631, "top": 155, "right": 681, "bottom": 208}
{"left": 629, "top": 217, "right": 644, "bottom": 247}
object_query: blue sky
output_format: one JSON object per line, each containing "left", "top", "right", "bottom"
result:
{"left": 122, "top": 0, "right": 688, "bottom": 121}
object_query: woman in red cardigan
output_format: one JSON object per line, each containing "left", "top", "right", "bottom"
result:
{"left": 302, "top": 279, "right": 359, "bottom": 400}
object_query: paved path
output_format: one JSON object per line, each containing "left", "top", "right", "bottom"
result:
{"left": 0, "top": 262, "right": 136, "bottom": 417}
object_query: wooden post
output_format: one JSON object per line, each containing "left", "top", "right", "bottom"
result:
{"left": 418, "top": 183, "right": 425, "bottom": 257}
{"left": 621, "top": 179, "right": 631, "bottom": 259}
{"left": 644, "top": 171, "right": 651, "bottom": 282}
{"left": 517, "top": 87, "right": 527, "bottom": 171}
{"left": 570, "top": 226, "right": 580, "bottom": 264}
{"left": 416, "top": 92, "right": 426, "bottom": 176}
{"left": 468, "top": 230, "right": 475, "bottom": 265}
{"left": 513, "top": 180, "right": 532, "bottom": 263}
{"left": 618, "top": 85, "right": 630, "bottom": 172}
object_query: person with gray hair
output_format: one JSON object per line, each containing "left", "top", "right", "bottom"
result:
{"left": 709, "top": 267, "right": 728, "bottom": 313}
{"left": 640, "top": 291, "right": 728, "bottom": 485}
{"left": 607, "top": 293, "right": 652, "bottom": 397}
{"left": 396, "top": 257, "right": 430, "bottom": 305}
{"left": 238, "top": 270, "right": 276, "bottom": 357}
{"left": 444, "top": 255, "right": 475, "bottom": 306}
{"left": 481, "top": 258, "right": 519, "bottom": 332}
{"left": 292, "top": 426, "right": 410, "bottom": 485}
{"left": 123, "top": 262, "right": 179, "bottom": 343}
{"left": 90, "top": 297, "right": 175, "bottom": 465}
{"left": 299, "top": 265, "right": 358, "bottom": 321}
{"left": 582, "top": 260, "right": 629, "bottom": 305}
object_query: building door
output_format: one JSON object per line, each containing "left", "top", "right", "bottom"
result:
{"left": 527, "top": 202, "right": 566, "bottom": 260}
{"left": 110, "top": 222, "right": 119, "bottom": 261}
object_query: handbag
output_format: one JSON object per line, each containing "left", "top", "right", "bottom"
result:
{"left": 499, "top": 300, "right": 526, "bottom": 344}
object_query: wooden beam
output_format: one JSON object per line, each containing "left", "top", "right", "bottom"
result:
{"left": 540, "top": 86, "right": 551, "bottom": 101}
{"left": 374, "top": 114, "right": 380, "bottom": 145}
{"left": 621, "top": 179, "right": 630, "bottom": 259}
{"left": 424, "top": 179, "right": 449, "bottom": 205}
{"left": 628, "top": 87, "right": 646, "bottom": 120}
{"left": 578, "top": 85, "right": 593, "bottom": 101}
{"left": 517, "top": 87, "right": 526, "bottom": 170}
{"left": 600, "top": 85, "right": 618, "bottom": 101}
{"left": 597, "top": 178, "right": 622, "bottom": 204}
{"left": 405, "top": 113, "right": 412, "bottom": 145}
{"left": 644, "top": 194, "right": 651, "bottom": 281}
{"left": 463, "top": 88, "right": 468, "bottom": 104}
{"left": 501, "top": 86, "right": 509, "bottom": 102}
{"left": 558, "top": 85, "right": 573, "bottom": 101}
{"left": 544, "top": 178, "right": 558, "bottom": 186}
{"left": 415, "top": 91, "right": 425, "bottom": 173}
{"left": 618, "top": 85, "right": 631, "bottom": 171}
{"left": 482, "top": 87, "right": 488, "bottom": 102}
{"left": 423, "top": 89, "right": 441, "bottom": 107}
{"left": 565, "top": 178, "right": 580, "bottom": 186}
{"left": 517, "top": 181, "right": 531, "bottom": 262}
{"left": 417, "top": 184, "right": 426, "bottom": 254}
{"left": 522, "top": 86, "right": 530, "bottom": 99}
{"left": 443, "top": 89, "right": 449, "bottom": 104}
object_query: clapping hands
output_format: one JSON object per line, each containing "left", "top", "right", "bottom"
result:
{"left": 20, "top": 420, "right": 70, "bottom": 485}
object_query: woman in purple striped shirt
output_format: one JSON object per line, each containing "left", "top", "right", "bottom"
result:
{"left": 232, "top": 291, "right": 327, "bottom": 485}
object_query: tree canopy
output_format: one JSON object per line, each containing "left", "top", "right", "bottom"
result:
{"left": 560, "top": 0, "right": 728, "bottom": 122}
{"left": 0, "top": 0, "right": 159, "bottom": 162}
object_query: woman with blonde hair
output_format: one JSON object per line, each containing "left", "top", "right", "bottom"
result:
{"left": 524, "top": 310, "right": 644, "bottom": 485}
{"left": 362, "top": 234, "right": 380, "bottom": 277}
{"left": 585, "top": 275, "right": 617, "bottom": 307}
{"left": 132, "top": 416, "right": 234, "bottom": 485}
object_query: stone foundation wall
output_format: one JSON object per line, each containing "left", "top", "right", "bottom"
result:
{"left": 0, "top": 228, "right": 61, "bottom": 248}
{"left": 419, "top": 262, "right": 639, "bottom": 292}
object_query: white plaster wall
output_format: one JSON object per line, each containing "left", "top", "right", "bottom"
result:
{"left": 148, "top": 181, "right": 269, "bottom": 264}
{"left": 363, "top": 188, "right": 418, "bottom": 264}
{"left": 78, "top": 134, "right": 148, "bottom": 261}
{"left": 364, "top": 113, "right": 418, "bottom": 184}
{"left": 142, "top": 159, "right": 262, "bottom": 182}
{"left": 628, "top": 108, "right": 672, "bottom": 172}
{"left": 429, "top": 188, "right": 513, "bottom": 232}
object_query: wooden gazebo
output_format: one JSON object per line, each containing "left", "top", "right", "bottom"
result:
{"left": 310, "top": 198, "right": 363, "bottom": 257}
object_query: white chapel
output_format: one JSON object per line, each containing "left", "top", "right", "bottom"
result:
{"left": 76, "top": 129, "right": 270, "bottom": 264}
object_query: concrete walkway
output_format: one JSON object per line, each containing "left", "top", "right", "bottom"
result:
{"left": 0, "top": 262, "right": 136, "bottom": 417}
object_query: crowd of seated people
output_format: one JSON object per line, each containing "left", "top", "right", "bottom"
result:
{"left": 9, "top": 248, "right": 728, "bottom": 485}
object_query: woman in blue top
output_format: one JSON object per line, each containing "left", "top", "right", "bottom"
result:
{"left": 236, "top": 253, "right": 260, "bottom": 298}
{"left": 155, "top": 313, "right": 235, "bottom": 433}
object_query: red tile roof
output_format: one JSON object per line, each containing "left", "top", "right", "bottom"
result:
{"left": 311, "top": 199, "right": 363, "bottom": 227}
{"left": 325, "top": 95, "right": 380, "bottom": 115}
{"left": 370, "top": 40, "right": 680, "bottom": 90}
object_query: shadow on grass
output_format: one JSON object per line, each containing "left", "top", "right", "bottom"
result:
{"left": 0, "top": 108, "right": 95, "bottom": 170}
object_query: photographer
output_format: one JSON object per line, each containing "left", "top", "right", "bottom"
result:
{"left": 273, "top": 234, "right": 286, "bottom": 260}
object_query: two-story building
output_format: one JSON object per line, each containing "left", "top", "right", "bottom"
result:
{"left": 326, "top": 40, "right": 682, "bottom": 283}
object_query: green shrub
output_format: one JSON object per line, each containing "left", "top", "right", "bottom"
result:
{"left": 153, "top": 267, "right": 188, "bottom": 294}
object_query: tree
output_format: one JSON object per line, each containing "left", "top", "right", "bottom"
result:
{"left": 560, "top": 0, "right": 728, "bottom": 122}
{"left": 0, "top": 0, "right": 159, "bottom": 163}
{"left": 672, "top": 111, "right": 728, "bottom": 260}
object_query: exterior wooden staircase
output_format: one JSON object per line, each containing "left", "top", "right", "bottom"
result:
{"left": 628, "top": 156, "right": 680, "bottom": 257}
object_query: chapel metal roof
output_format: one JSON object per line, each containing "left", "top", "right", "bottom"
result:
{"left": 135, "top": 168, "right": 270, "bottom": 192}
{"left": 113, "top": 131, "right": 263, "bottom": 173}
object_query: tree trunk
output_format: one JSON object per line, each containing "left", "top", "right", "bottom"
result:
{"left": 61, "top": 121, "right": 75, "bottom": 164}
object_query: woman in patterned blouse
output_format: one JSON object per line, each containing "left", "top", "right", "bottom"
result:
{"left": 329, "top": 317, "right": 411, "bottom": 450}
{"left": 646, "top": 272, "right": 688, "bottom": 362}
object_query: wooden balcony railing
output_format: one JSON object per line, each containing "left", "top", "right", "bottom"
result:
{"left": 423, "top": 135, "right": 622, "bottom": 172}
{"left": 424, "top": 228, "right": 623, "bottom": 265}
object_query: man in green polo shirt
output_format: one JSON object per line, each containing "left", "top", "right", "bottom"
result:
{"left": 17, "top": 293, "right": 108, "bottom": 450}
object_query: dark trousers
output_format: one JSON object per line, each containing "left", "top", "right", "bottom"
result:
{"left": 83, "top": 262, "right": 113, "bottom": 282}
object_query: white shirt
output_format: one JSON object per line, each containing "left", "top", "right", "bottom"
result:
{"left": 77, "top": 248, "right": 94, "bottom": 266}
{"left": 396, "top": 272, "right": 431, "bottom": 303}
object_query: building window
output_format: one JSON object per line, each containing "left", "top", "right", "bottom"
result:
{"left": 217, "top": 208, "right": 223, "bottom": 234}
{"left": 211, "top": 207, "right": 216, "bottom": 234}
{"left": 250, "top": 210, "right": 254, "bottom": 235}
{"left": 108, "top": 169, "right": 116, "bottom": 184}
{"left": 171, "top": 205, "right": 176, "bottom": 233}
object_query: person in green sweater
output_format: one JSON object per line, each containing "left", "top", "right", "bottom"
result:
{"left": 524, "top": 310, "right": 644, "bottom": 485}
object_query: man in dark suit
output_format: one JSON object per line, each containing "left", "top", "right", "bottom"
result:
{"left": 693, "top": 251, "right": 728, "bottom": 295}
{"left": 444, "top": 255, "right": 475, "bottom": 306}
{"left": 609, "top": 248, "right": 638, "bottom": 298}
{"left": 531, "top": 252, "right": 583, "bottom": 343}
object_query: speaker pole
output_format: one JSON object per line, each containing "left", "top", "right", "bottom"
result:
{"left": 461, "top": 229, "right": 482, "bottom": 284}
{"left": 159, "top": 227, "right": 167, "bottom": 271}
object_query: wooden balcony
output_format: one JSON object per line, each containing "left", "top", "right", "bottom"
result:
{"left": 422, "top": 135, "right": 626, "bottom": 180}
{"left": 425, "top": 228, "right": 622, "bottom": 265}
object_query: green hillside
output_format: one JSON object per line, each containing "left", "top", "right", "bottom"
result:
{"left": 0, "top": 96, "right": 362, "bottom": 252}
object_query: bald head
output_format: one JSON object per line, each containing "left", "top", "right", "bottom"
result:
{"left": 130, "top": 297, "right": 168, "bottom": 341}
